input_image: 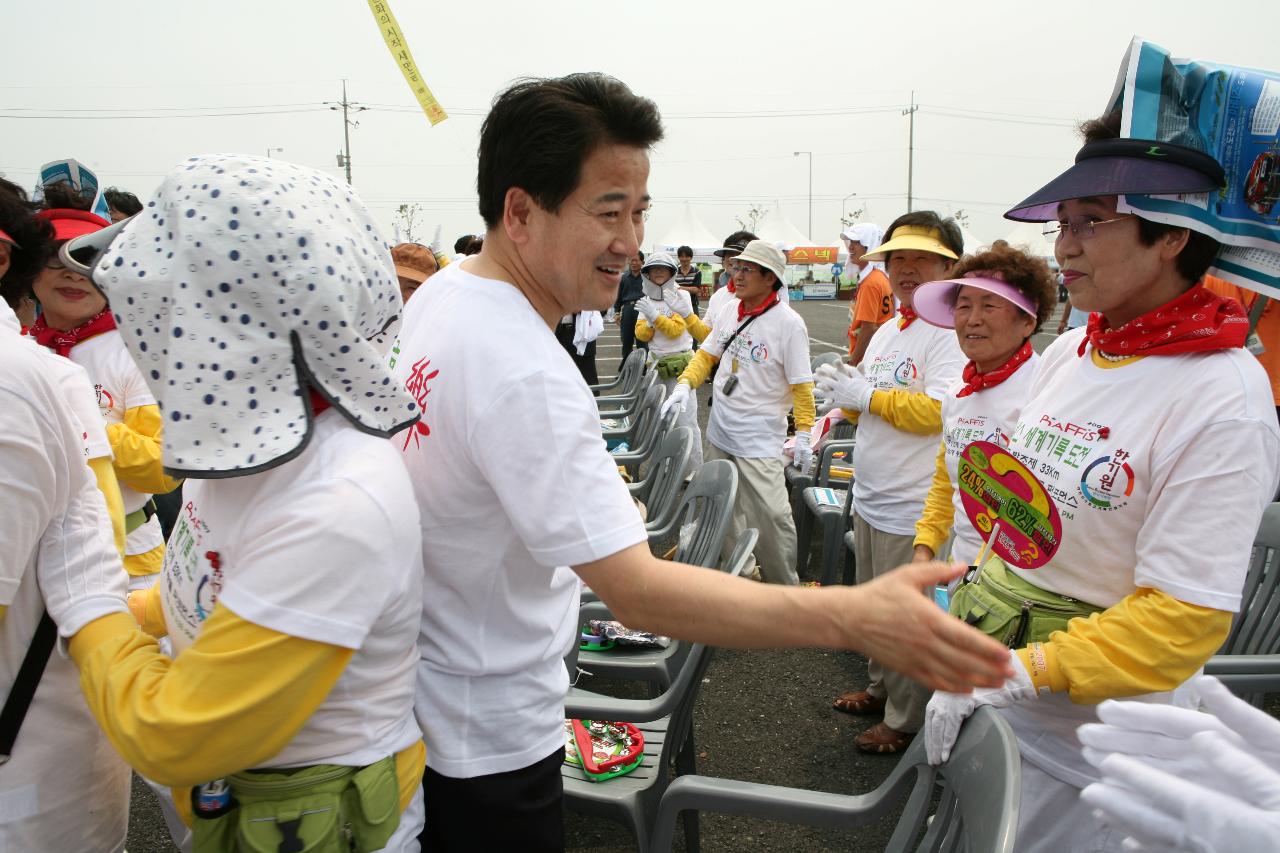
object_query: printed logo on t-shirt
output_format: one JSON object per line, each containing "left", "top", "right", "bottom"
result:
{"left": 749, "top": 342, "right": 769, "bottom": 364}
{"left": 723, "top": 329, "right": 770, "bottom": 366}
{"left": 892, "top": 358, "right": 918, "bottom": 387}
{"left": 401, "top": 355, "right": 439, "bottom": 451}
{"left": 945, "top": 416, "right": 1008, "bottom": 457}
{"left": 94, "top": 383, "right": 114, "bottom": 413}
{"left": 160, "top": 499, "right": 217, "bottom": 650}
{"left": 1078, "top": 449, "right": 1135, "bottom": 511}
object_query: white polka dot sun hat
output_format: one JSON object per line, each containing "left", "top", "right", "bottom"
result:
{"left": 85, "top": 154, "right": 419, "bottom": 477}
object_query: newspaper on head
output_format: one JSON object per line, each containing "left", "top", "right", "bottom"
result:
{"left": 37, "top": 158, "right": 112, "bottom": 222}
{"left": 1107, "top": 37, "right": 1280, "bottom": 299}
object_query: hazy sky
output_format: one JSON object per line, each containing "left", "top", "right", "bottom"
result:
{"left": 4, "top": 1, "right": 1277, "bottom": 252}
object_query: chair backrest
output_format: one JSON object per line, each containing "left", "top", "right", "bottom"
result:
{"left": 598, "top": 370, "right": 658, "bottom": 417}
{"left": 812, "top": 351, "right": 843, "bottom": 371}
{"left": 722, "top": 528, "right": 758, "bottom": 580}
{"left": 639, "top": 427, "right": 694, "bottom": 534}
{"left": 882, "top": 706, "right": 1020, "bottom": 853}
{"left": 592, "top": 348, "right": 647, "bottom": 397}
{"left": 1220, "top": 502, "right": 1280, "bottom": 656}
{"left": 672, "top": 460, "right": 738, "bottom": 568}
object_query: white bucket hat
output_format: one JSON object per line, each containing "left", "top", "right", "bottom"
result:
{"left": 733, "top": 240, "right": 787, "bottom": 290}
{"left": 84, "top": 153, "right": 419, "bottom": 477}
{"left": 640, "top": 249, "right": 678, "bottom": 300}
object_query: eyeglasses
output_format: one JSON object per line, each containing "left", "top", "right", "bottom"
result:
{"left": 735, "top": 264, "right": 764, "bottom": 276}
{"left": 1042, "top": 215, "right": 1133, "bottom": 240}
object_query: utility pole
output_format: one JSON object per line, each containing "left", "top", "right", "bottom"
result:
{"left": 325, "top": 80, "right": 368, "bottom": 185}
{"left": 794, "top": 150, "right": 813, "bottom": 241}
{"left": 903, "top": 91, "right": 918, "bottom": 213}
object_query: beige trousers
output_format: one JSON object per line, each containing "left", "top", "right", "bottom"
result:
{"left": 853, "top": 511, "right": 932, "bottom": 732}
{"left": 706, "top": 444, "right": 800, "bottom": 586}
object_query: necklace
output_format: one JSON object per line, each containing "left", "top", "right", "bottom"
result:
{"left": 1096, "top": 349, "right": 1132, "bottom": 362}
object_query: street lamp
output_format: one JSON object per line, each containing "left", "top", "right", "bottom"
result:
{"left": 794, "top": 151, "right": 812, "bottom": 242}
{"left": 266, "top": 147, "right": 285, "bottom": 159}
{"left": 842, "top": 192, "right": 858, "bottom": 222}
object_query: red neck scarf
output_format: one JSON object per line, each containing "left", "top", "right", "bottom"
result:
{"left": 1077, "top": 285, "right": 1249, "bottom": 359}
{"left": 309, "top": 389, "right": 331, "bottom": 417}
{"left": 29, "top": 308, "right": 116, "bottom": 357}
{"left": 897, "top": 305, "right": 918, "bottom": 330}
{"left": 737, "top": 292, "right": 779, "bottom": 321}
{"left": 956, "top": 340, "right": 1033, "bottom": 398}
{"left": 726, "top": 281, "right": 736, "bottom": 293}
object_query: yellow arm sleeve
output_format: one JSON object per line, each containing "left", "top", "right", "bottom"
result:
{"left": 88, "top": 455, "right": 126, "bottom": 556}
{"left": 653, "top": 314, "right": 686, "bottom": 338}
{"left": 864, "top": 389, "right": 944, "bottom": 435}
{"left": 790, "top": 382, "right": 816, "bottom": 432}
{"left": 1015, "top": 587, "right": 1233, "bottom": 705}
{"left": 69, "top": 608, "right": 352, "bottom": 787}
{"left": 684, "top": 314, "right": 712, "bottom": 343}
{"left": 106, "top": 404, "right": 183, "bottom": 495}
{"left": 634, "top": 318, "right": 655, "bottom": 342}
{"left": 913, "top": 442, "right": 954, "bottom": 554}
{"left": 676, "top": 349, "right": 719, "bottom": 388}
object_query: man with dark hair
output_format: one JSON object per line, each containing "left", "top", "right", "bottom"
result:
{"left": 612, "top": 250, "right": 645, "bottom": 364}
{"left": 673, "top": 243, "right": 701, "bottom": 320}
{"left": 103, "top": 188, "right": 142, "bottom": 222}
{"left": 393, "top": 73, "right": 1012, "bottom": 850}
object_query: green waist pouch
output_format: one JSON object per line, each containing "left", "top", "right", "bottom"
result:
{"left": 654, "top": 351, "right": 694, "bottom": 380}
{"left": 948, "top": 555, "right": 1103, "bottom": 648}
{"left": 192, "top": 754, "right": 400, "bottom": 853}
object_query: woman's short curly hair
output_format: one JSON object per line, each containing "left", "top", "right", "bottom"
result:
{"left": 949, "top": 244, "right": 1059, "bottom": 333}
{"left": 0, "top": 192, "right": 55, "bottom": 310}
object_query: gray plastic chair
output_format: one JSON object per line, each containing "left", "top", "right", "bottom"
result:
{"left": 592, "top": 348, "right": 648, "bottom": 398}
{"left": 1206, "top": 501, "right": 1280, "bottom": 704}
{"left": 649, "top": 705, "right": 1020, "bottom": 853}
{"left": 562, "top": 541, "right": 752, "bottom": 853}
{"left": 613, "top": 396, "right": 679, "bottom": 479}
{"left": 577, "top": 529, "right": 758, "bottom": 690}
{"left": 603, "top": 383, "right": 665, "bottom": 453}
{"left": 630, "top": 426, "right": 694, "bottom": 543}
{"left": 812, "top": 351, "right": 843, "bottom": 371}
{"left": 600, "top": 370, "right": 659, "bottom": 422}
{"left": 795, "top": 439, "right": 856, "bottom": 583}
{"left": 672, "top": 459, "right": 739, "bottom": 568}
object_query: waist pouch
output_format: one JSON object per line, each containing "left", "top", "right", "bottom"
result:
{"left": 654, "top": 351, "right": 694, "bottom": 380}
{"left": 125, "top": 499, "right": 157, "bottom": 534}
{"left": 948, "top": 555, "right": 1103, "bottom": 648}
{"left": 192, "top": 755, "right": 400, "bottom": 853}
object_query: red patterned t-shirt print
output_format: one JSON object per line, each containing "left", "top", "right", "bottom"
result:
{"left": 403, "top": 356, "right": 440, "bottom": 451}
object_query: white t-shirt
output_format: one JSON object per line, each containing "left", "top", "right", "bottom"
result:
{"left": 0, "top": 332, "right": 129, "bottom": 853}
{"left": 705, "top": 285, "right": 735, "bottom": 325}
{"left": 852, "top": 320, "right": 966, "bottom": 534}
{"left": 158, "top": 410, "right": 424, "bottom": 769}
{"left": 937, "top": 355, "right": 1038, "bottom": 564}
{"left": 395, "top": 262, "right": 648, "bottom": 778}
{"left": 998, "top": 329, "right": 1280, "bottom": 788}
{"left": 69, "top": 329, "right": 164, "bottom": 557}
{"left": 636, "top": 294, "right": 693, "bottom": 356}
{"left": 703, "top": 297, "right": 813, "bottom": 459}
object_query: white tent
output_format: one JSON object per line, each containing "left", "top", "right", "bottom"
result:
{"left": 957, "top": 224, "right": 990, "bottom": 256}
{"left": 754, "top": 202, "right": 813, "bottom": 249}
{"left": 1002, "top": 222, "right": 1056, "bottom": 259}
{"left": 649, "top": 202, "right": 720, "bottom": 256}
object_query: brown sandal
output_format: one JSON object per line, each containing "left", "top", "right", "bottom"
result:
{"left": 854, "top": 722, "right": 915, "bottom": 754}
{"left": 832, "top": 690, "right": 886, "bottom": 716}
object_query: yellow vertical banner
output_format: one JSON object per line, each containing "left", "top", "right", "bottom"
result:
{"left": 367, "top": 0, "right": 448, "bottom": 126}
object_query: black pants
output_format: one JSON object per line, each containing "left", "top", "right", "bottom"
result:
{"left": 618, "top": 301, "right": 643, "bottom": 365}
{"left": 554, "top": 322, "right": 599, "bottom": 384}
{"left": 419, "top": 748, "right": 565, "bottom": 852}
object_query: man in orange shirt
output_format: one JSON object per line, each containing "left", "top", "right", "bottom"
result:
{"left": 842, "top": 223, "right": 894, "bottom": 364}
{"left": 1203, "top": 274, "right": 1279, "bottom": 424}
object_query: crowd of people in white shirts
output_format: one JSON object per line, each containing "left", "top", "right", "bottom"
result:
{"left": 2, "top": 70, "right": 1279, "bottom": 853}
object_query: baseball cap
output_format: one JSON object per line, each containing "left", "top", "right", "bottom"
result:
{"left": 1005, "top": 137, "right": 1226, "bottom": 222}
{"left": 861, "top": 224, "right": 959, "bottom": 263}
{"left": 391, "top": 242, "right": 437, "bottom": 283}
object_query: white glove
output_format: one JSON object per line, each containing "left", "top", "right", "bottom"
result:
{"left": 923, "top": 650, "right": 1036, "bottom": 765}
{"left": 669, "top": 287, "right": 694, "bottom": 318}
{"left": 792, "top": 430, "right": 813, "bottom": 472}
{"left": 637, "top": 300, "right": 659, "bottom": 324}
{"left": 660, "top": 382, "right": 691, "bottom": 417}
{"left": 1080, "top": 739, "right": 1280, "bottom": 852}
{"left": 37, "top": 476, "right": 130, "bottom": 637}
{"left": 814, "top": 362, "right": 875, "bottom": 413}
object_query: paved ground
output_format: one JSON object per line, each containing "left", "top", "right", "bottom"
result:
{"left": 125, "top": 296, "right": 1272, "bottom": 852}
